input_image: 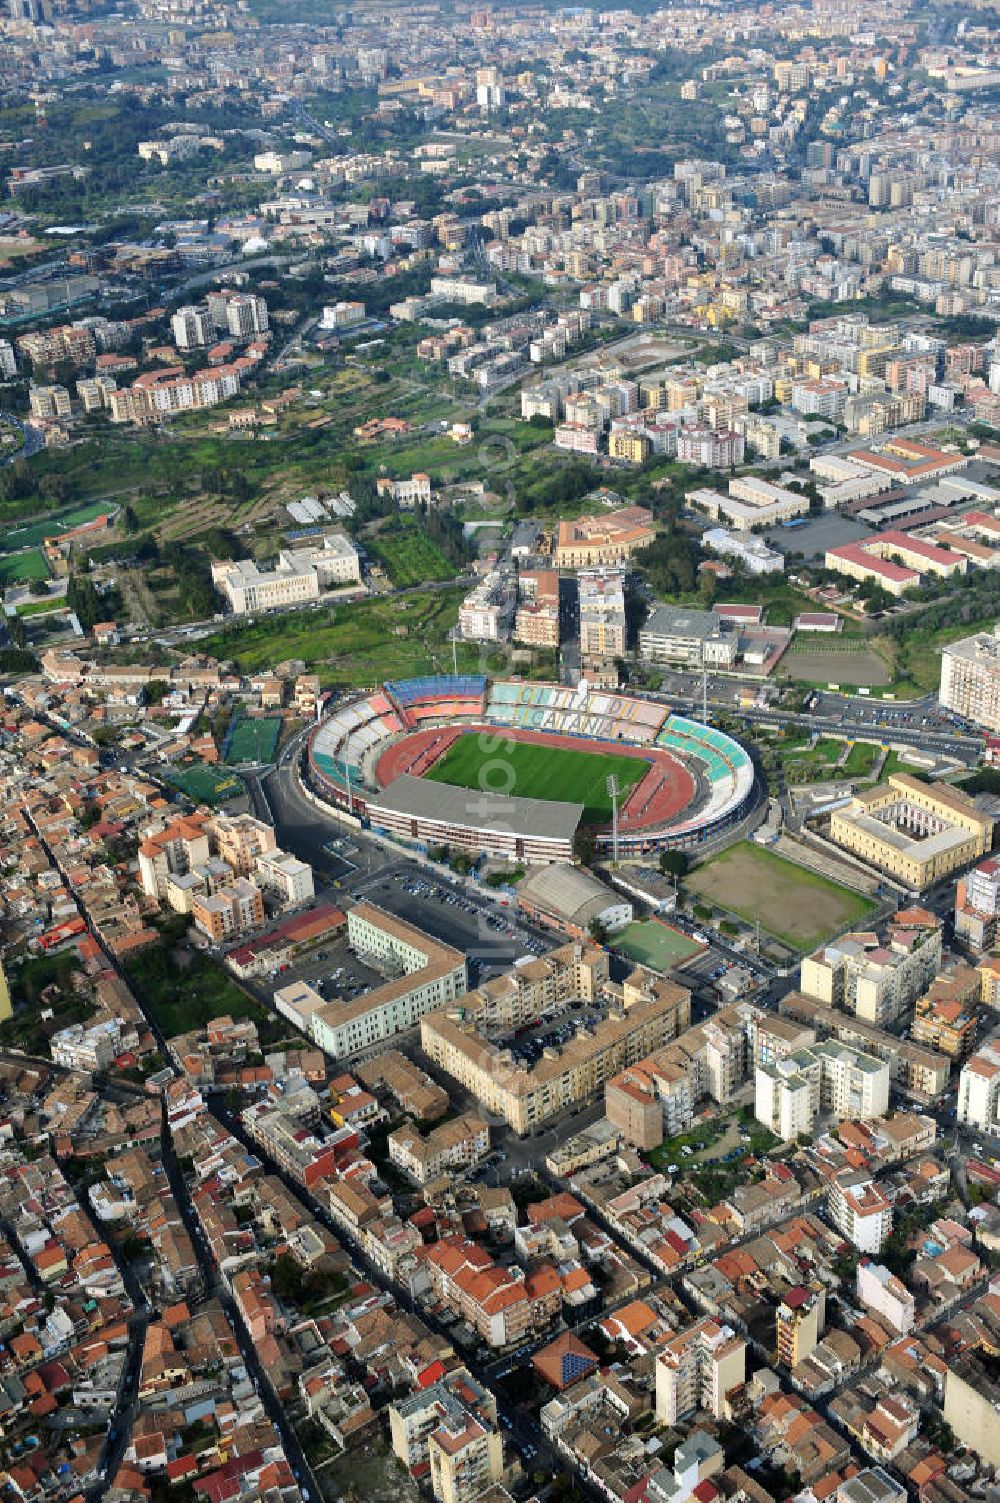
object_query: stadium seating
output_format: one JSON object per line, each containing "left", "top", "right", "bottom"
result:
{"left": 308, "top": 678, "right": 754, "bottom": 852}
{"left": 386, "top": 675, "right": 487, "bottom": 728}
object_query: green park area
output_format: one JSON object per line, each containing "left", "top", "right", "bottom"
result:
{"left": 424, "top": 736, "right": 647, "bottom": 825}
{"left": 199, "top": 588, "right": 482, "bottom": 687}
{"left": 685, "top": 841, "right": 877, "bottom": 952}
{"left": 613, "top": 919, "right": 704, "bottom": 972}
{"left": 126, "top": 940, "right": 287, "bottom": 1042}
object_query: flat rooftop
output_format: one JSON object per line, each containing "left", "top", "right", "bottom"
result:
{"left": 369, "top": 772, "right": 583, "bottom": 842}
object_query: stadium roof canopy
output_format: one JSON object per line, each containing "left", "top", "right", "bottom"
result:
{"left": 369, "top": 773, "right": 583, "bottom": 841}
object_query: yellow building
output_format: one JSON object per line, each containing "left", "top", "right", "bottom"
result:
{"left": 829, "top": 776, "right": 995, "bottom": 890}
{"left": 608, "top": 430, "right": 651, "bottom": 465}
{"left": 0, "top": 961, "right": 10, "bottom": 1023}
{"left": 421, "top": 970, "right": 690, "bottom": 1135}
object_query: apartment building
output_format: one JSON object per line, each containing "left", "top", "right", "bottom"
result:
{"left": 211, "top": 814, "right": 277, "bottom": 876}
{"left": 828, "top": 1170, "right": 893, "bottom": 1253}
{"left": 775, "top": 1284, "right": 826, "bottom": 1368}
{"left": 212, "top": 533, "right": 361, "bottom": 614}
{"left": 829, "top": 776, "right": 994, "bottom": 889}
{"left": 171, "top": 305, "right": 215, "bottom": 349}
{"left": 639, "top": 604, "right": 738, "bottom": 669}
{"left": 856, "top": 1261, "right": 915, "bottom": 1334}
{"left": 939, "top": 625, "right": 1000, "bottom": 734}
{"left": 138, "top": 814, "right": 211, "bottom": 900}
{"left": 191, "top": 879, "right": 264, "bottom": 943}
{"left": 676, "top": 427, "right": 744, "bottom": 467}
{"left": 800, "top": 911, "right": 942, "bottom": 1027}
{"left": 29, "top": 384, "right": 72, "bottom": 420}
{"left": 578, "top": 567, "right": 627, "bottom": 663}
{"left": 957, "top": 1041, "right": 1000, "bottom": 1133}
{"left": 421, "top": 970, "right": 690, "bottom": 1135}
{"left": 554, "top": 506, "right": 654, "bottom": 569}
{"left": 458, "top": 570, "right": 515, "bottom": 642}
{"left": 426, "top": 1236, "right": 561, "bottom": 1347}
{"left": 911, "top": 968, "right": 980, "bottom": 1058}
{"left": 755, "top": 1041, "right": 890, "bottom": 1140}
{"left": 514, "top": 570, "right": 560, "bottom": 649}
{"left": 955, "top": 857, "right": 1000, "bottom": 951}
{"left": 778, "top": 992, "right": 950, "bottom": 1105}
{"left": 50, "top": 1019, "right": 121, "bottom": 1074}
{"left": 205, "top": 290, "right": 269, "bottom": 340}
{"left": 388, "top": 1114, "right": 489, "bottom": 1185}
{"left": 18, "top": 324, "right": 95, "bottom": 370}
{"left": 310, "top": 904, "right": 466, "bottom": 1058}
{"left": 390, "top": 1371, "right": 503, "bottom": 1503}
{"left": 655, "top": 1319, "right": 746, "bottom": 1426}
{"left": 255, "top": 850, "right": 315, "bottom": 908}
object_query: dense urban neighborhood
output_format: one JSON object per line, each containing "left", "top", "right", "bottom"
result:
{"left": 3, "top": 1, "right": 1000, "bottom": 1503}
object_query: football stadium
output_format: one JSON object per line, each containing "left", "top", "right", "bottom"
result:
{"left": 306, "top": 676, "right": 757, "bottom": 864}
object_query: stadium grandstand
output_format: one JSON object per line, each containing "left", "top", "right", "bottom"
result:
{"left": 306, "top": 676, "right": 757, "bottom": 859}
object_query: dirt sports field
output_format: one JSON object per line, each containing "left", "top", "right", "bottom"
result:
{"left": 686, "top": 841, "right": 877, "bottom": 951}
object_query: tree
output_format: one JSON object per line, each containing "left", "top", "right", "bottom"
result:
{"left": 658, "top": 850, "right": 688, "bottom": 879}
{"left": 588, "top": 917, "right": 609, "bottom": 945}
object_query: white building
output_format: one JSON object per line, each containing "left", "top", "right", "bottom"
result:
{"left": 701, "top": 528, "right": 784, "bottom": 575}
{"left": 958, "top": 1041, "right": 1000, "bottom": 1134}
{"left": 856, "top": 1261, "right": 915, "bottom": 1334}
{"left": 939, "top": 625, "right": 1000, "bottom": 735}
{"left": 211, "top": 533, "right": 361, "bottom": 614}
{"left": 50, "top": 1020, "right": 121, "bottom": 1074}
{"left": 255, "top": 850, "right": 315, "bottom": 908}
{"left": 755, "top": 1041, "right": 890, "bottom": 1140}
{"left": 321, "top": 301, "right": 366, "bottom": 329}
{"left": 458, "top": 570, "right": 515, "bottom": 643}
{"left": 376, "top": 473, "right": 432, "bottom": 509}
{"left": 828, "top": 1170, "right": 892, "bottom": 1253}
{"left": 430, "top": 276, "right": 497, "bottom": 307}
{"left": 171, "top": 305, "right": 214, "bottom": 350}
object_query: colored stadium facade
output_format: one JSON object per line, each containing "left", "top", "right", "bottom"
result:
{"left": 306, "top": 676, "right": 757, "bottom": 862}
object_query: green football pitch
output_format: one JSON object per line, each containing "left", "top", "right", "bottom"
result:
{"left": 224, "top": 716, "right": 283, "bottom": 766}
{"left": 165, "top": 764, "right": 243, "bottom": 804}
{"left": 614, "top": 920, "right": 704, "bottom": 972}
{"left": 422, "top": 735, "right": 648, "bottom": 825}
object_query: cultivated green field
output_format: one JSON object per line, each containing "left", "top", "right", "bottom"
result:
{"left": 685, "top": 841, "right": 877, "bottom": 951}
{"left": 614, "top": 919, "right": 704, "bottom": 972}
{"left": 225, "top": 715, "right": 283, "bottom": 766}
{"left": 424, "top": 736, "right": 648, "bottom": 825}
{"left": 368, "top": 524, "right": 455, "bottom": 588}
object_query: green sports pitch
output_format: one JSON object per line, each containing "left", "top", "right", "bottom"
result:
{"left": 165, "top": 763, "right": 243, "bottom": 805}
{"left": 422, "top": 736, "right": 648, "bottom": 825}
{"left": 224, "top": 716, "right": 283, "bottom": 766}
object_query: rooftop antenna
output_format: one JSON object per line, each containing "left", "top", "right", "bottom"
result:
{"left": 607, "top": 773, "right": 620, "bottom": 865}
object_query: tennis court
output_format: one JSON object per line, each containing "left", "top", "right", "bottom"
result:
{"left": 224, "top": 716, "right": 283, "bottom": 766}
{"left": 614, "top": 919, "right": 705, "bottom": 972}
{"left": 165, "top": 763, "right": 243, "bottom": 804}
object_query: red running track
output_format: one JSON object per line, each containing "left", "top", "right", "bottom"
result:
{"left": 373, "top": 723, "right": 697, "bottom": 834}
